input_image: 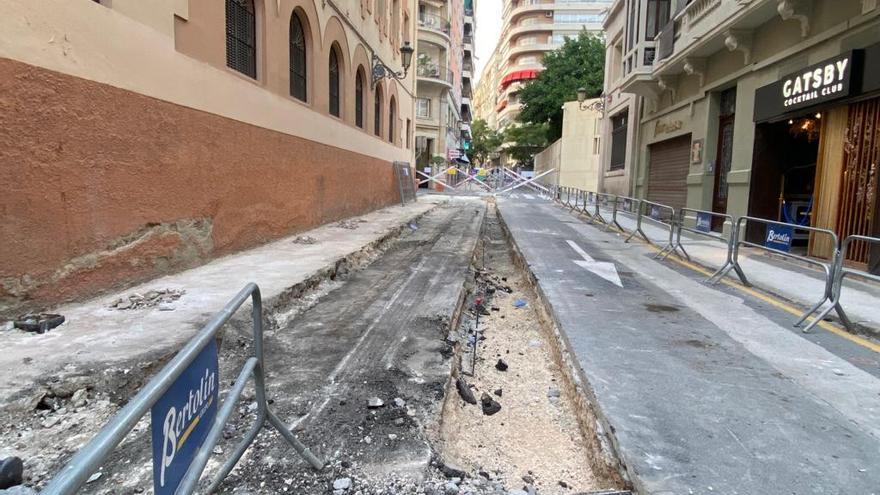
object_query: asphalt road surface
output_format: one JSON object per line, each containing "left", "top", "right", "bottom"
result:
{"left": 497, "top": 193, "right": 880, "bottom": 495}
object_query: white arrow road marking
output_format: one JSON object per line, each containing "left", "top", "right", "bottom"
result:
{"left": 566, "top": 240, "right": 623, "bottom": 287}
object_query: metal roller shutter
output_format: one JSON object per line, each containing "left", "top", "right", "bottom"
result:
{"left": 647, "top": 134, "right": 691, "bottom": 211}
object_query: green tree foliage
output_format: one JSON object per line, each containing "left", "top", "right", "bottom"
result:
{"left": 469, "top": 119, "right": 504, "bottom": 166}
{"left": 503, "top": 122, "right": 549, "bottom": 168}
{"left": 517, "top": 31, "right": 605, "bottom": 141}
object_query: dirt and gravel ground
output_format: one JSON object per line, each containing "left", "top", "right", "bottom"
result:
{"left": 436, "top": 206, "right": 619, "bottom": 495}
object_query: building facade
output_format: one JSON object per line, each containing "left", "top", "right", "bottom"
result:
{"left": 414, "top": 0, "right": 475, "bottom": 178}
{"left": 474, "top": 0, "right": 612, "bottom": 133}
{"left": 0, "top": 0, "right": 417, "bottom": 316}
{"left": 601, "top": 0, "right": 880, "bottom": 271}
{"left": 534, "top": 100, "right": 604, "bottom": 190}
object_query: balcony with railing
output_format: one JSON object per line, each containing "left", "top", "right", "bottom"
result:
{"left": 418, "top": 12, "right": 451, "bottom": 42}
{"left": 653, "top": 0, "right": 781, "bottom": 77}
{"left": 417, "top": 60, "right": 455, "bottom": 87}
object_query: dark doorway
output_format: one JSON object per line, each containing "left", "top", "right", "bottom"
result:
{"left": 711, "top": 88, "right": 736, "bottom": 231}
{"left": 746, "top": 116, "right": 821, "bottom": 252}
{"left": 416, "top": 138, "right": 434, "bottom": 189}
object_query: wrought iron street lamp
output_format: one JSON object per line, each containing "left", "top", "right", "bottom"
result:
{"left": 372, "top": 42, "right": 414, "bottom": 87}
{"left": 577, "top": 87, "right": 605, "bottom": 115}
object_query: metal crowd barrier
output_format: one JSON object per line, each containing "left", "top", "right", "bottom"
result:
{"left": 43, "top": 283, "right": 324, "bottom": 495}
{"left": 674, "top": 208, "right": 748, "bottom": 285}
{"left": 732, "top": 217, "right": 841, "bottom": 332}
{"left": 800, "top": 234, "right": 876, "bottom": 332}
{"left": 548, "top": 190, "right": 880, "bottom": 335}
{"left": 610, "top": 195, "right": 641, "bottom": 235}
{"left": 590, "top": 192, "right": 615, "bottom": 227}
{"left": 625, "top": 199, "right": 678, "bottom": 260}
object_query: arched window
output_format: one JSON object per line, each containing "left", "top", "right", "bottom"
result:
{"left": 374, "top": 85, "right": 383, "bottom": 137}
{"left": 388, "top": 96, "right": 396, "bottom": 143}
{"left": 226, "top": 0, "right": 256, "bottom": 78}
{"left": 328, "top": 48, "right": 341, "bottom": 117}
{"left": 355, "top": 68, "right": 365, "bottom": 128}
{"left": 289, "top": 12, "right": 307, "bottom": 101}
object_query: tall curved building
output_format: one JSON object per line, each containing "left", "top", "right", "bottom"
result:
{"left": 474, "top": 1, "right": 611, "bottom": 133}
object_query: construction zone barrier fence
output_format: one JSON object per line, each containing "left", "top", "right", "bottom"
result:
{"left": 42, "top": 283, "right": 323, "bottom": 495}
{"left": 548, "top": 187, "right": 877, "bottom": 334}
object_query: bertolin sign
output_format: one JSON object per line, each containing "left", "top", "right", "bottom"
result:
{"left": 754, "top": 51, "right": 861, "bottom": 122}
{"left": 151, "top": 340, "right": 219, "bottom": 494}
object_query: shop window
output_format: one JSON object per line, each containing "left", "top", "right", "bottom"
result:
{"left": 329, "top": 47, "right": 341, "bottom": 117}
{"left": 610, "top": 110, "right": 628, "bottom": 171}
{"left": 226, "top": 0, "right": 257, "bottom": 78}
{"left": 355, "top": 68, "right": 365, "bottom": 128}
{"left": 289, "top": 12, "right": 307, "bottom": 101}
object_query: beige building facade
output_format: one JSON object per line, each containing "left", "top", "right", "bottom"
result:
{"left": 474, "top": 0, "right": 611, "bottom": 133}
{"left": 414, "top": 0, "right": 475, "bottom": 179}
{"left": 0, "top": 0, "right": 418, "bottom": 315}
{"left": 602, "top": 0, "right": 880, "bottom": 270}
{"left": 534, "top": 100, "right": 604, "bottom": 190}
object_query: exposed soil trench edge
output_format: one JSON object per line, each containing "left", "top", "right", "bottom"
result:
{"left": 493, "top": 205, "right": 636, "bottom": 493}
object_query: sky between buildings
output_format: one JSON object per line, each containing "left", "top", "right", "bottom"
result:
{"left": 474, "top": 1, "right": 503, "bottom": 85}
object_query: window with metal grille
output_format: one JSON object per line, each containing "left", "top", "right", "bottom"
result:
{"left": 610, "top": 110, "right": 628, "bottom": 171}
{"left": 389, "top": 97, "right": 396, "bottom": 143}
{"left": 375, "top": 86, "right": 383, "bottom": 136}
{"left": 226, "top": 0, "right": 256, "bottom": 78}
{"left": 329, "top": 48, "right": 340, "bottom": 117}
{"left": 289, "top": 12, "right": 307, "bottom": 101}
{"left": 355, "top": 69, "right": 365, "bottom": 128}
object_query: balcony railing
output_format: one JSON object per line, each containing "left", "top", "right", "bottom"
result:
{"left": 417, "top": 63, "right": 454, "bottom": 84}
{"left": 418, "top": 12, "right": 450, "bottom": 35}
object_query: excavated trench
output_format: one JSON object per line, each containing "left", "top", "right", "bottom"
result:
{"left": 0, "top": 199, "right": 629, "bottom": 495}
{"left": 434, "top": 201, "right": 630, "bottom": 495}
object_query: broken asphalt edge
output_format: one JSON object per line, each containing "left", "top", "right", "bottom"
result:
{"left": 0, "top": 200, "right": 447, "bottom": 410}
{"left": 428, "top": 202, "right": 489, "bottom": 473}
{"left": 493, "top": 204, "right": 637, "bottom": 495}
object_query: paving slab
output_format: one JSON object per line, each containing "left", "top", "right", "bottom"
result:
{"left": 497, "top": 197, "right": 880, "bottom": 495}
{"left": 0, "top": 196, "right": 448, "bottom": 401}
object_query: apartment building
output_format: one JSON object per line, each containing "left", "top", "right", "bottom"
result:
{"left": 602, "top": 0, "right": 880, "bottom": 271}
{"left": 414, "top": 0, "right": 476, "bottom": 178}
{"left": 473, "top": 0, "right": 612, "bottom": 133}
{"left": 0, "top": 0, "right": 418, "bottom": 315}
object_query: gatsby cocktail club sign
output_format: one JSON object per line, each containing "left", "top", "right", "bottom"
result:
{"left": 754, "top": 51, "right": 862, "bottom": 122}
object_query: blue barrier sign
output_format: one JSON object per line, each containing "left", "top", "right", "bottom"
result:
{"left": 151, "top": 340, "right": 219, "bottom": 495}
{"left": 696, "top": 212, "right": 712, "bottom": 232}
{"left": 765, "top": 224, "right": 794, "bottom": 252}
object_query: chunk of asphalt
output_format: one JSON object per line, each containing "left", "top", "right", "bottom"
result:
{"left": 480, "top": 393, "right": 502, "bottom": 416}
{"left": 0, "top": 456, "right": 23, "bottom": 489}
{"left": 439, "top": 459, "right": 468, "bottom": 479}
{"left": 493, "top": 388, "right": 503, "bottom": 397}
{"left": 495, "top": 359, "right": 508, "bottom": 372}
{"left": 456, "top": 377, "right": 477, "bottom": 405}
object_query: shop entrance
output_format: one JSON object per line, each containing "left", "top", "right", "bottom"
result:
{"left": 746, "top": 114, "right": 821, "bottom": 253}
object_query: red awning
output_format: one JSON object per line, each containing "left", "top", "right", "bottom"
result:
{"left": 499, "top": 69, "right": 540, "bottom": 89}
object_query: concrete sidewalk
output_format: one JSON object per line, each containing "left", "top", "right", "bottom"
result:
{"left": 0, "top": 196, "right": 447, "bottom": 401}
{"left": 583, "top": 201, "right": 880, "bottom": 333}
{"left": 498, "top": 197, "right": 880, "bottom": 494}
